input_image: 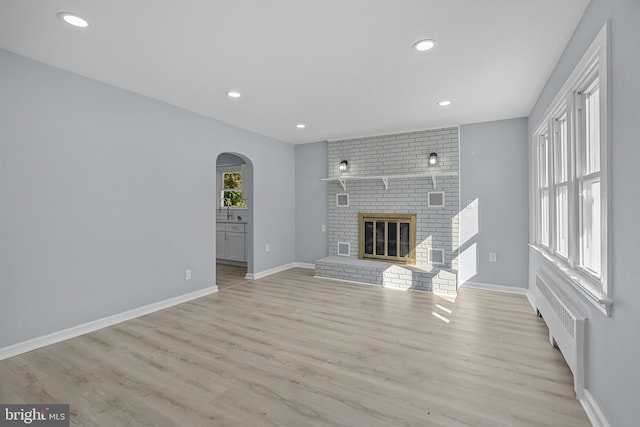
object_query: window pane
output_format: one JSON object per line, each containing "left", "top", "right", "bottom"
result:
{"left": 223, "top": 172, "right": 242, "bottom": 190}
{"left": 399, "top": 223, "right": 410, "bottom": 257}
{"left": 364, "top": 222, "right": 373, "bottom": 254}
{"left": 555, "top": 185, "right": 569, "bottom": 257}
{"left": 375, "top": 222, "right": 385, "bottom": 255}
{"left": 387, "top": 222, "right": 397, "bottom": 257}
{"left": 555, "top": 116, "right": 568, "bottom": 183}
{"left": 584, "top": 83, "right": 600, "bottom": 175}
{"left": 223, "top": 191, "right": 245, "bottom": 207}
{"left": 538, "top": 133, "right": 550, "bottom": 248}
{"left": 580, "top": 178, "right": 601, "bottom": 276}
{"left": 540, "top": 189, "right": 549, "bottom": 246}
{"left": 539, "top": 135, "right": 549, "bottom": 187}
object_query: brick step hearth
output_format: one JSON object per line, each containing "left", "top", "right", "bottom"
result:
{"left": 314, "top": 256, "right": 436, "bottom": 291}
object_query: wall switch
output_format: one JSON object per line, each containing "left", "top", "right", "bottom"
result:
{"left": 321, "top": 224, "right": 326, "bottom": 232}
{"left": 185, "top": 269, "right": 192, "bottom": 280}
{"left": 265, "top": 244, "right": 270, "bottom": 253}
{"left": 489, "top": 252, "right": 497, "bottom": 263}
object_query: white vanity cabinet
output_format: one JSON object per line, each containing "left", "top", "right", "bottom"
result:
{"left": 217, "top": 223, "right": 246, "bottom": 262}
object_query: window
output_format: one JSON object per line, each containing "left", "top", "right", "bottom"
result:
{"left": 532, "top": 24, "right": 610, "bottom": 314}
{"left": 218, "top": 166, "right": 246, "bottom": 208}
{"left": 578, "top": 78, "right": 601, "bottom": 276}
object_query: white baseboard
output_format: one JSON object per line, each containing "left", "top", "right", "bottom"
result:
{"left": 580, "top": 389, "right": 611, "bottom": 427}
{"left": 244, "top": 262, "right": 315, "bottom": 280}
{"left": 459, "top": 281, "right": 529, "bottom": 295}
{"left": 0, "top": 285, "right": 218, "bottom": 361}
{"left": 246, "top": 263, "right": 298, "bottom": 280}
{"left": 459, "top": 281, "right": 537, "bottom": 312}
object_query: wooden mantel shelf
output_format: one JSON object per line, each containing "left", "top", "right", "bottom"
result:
{"left": 321, "top": 172, "right": 458, "bottom": 190}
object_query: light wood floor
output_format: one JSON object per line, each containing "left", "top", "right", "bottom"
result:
{"left": 0, "top": 268, "right": 591, "bottom": 426}
{"left": 215, "top": 263, "right": 248, "bottom": 290}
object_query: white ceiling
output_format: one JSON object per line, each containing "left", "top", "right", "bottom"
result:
{"left": 0, "top": 0, "right": 589, "bottom": 144}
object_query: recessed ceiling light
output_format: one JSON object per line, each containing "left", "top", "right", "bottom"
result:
{"left": 413, "top": 39, "right": 435, "bottom": 51}
{"left": 58, "top": 12, "right": 89, "bottom": 28}
{"left": 296, "top": 124, "right": 306, "bottom": 129}
{"left": 227, "top": 91, "right": 241, "bottom": 98}
{"left": 438, "top": 100, "right": 451, "bottom": 106}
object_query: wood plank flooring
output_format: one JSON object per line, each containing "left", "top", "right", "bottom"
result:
{"left": 0, "top": 268, "right": 591, "bottom": 426}
{"left": 215, "top": 263, "right": 248, "bottom": 290}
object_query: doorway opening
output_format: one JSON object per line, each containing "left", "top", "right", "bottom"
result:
{"left": 215, "top": 153, "right": 253, "bottom": 290}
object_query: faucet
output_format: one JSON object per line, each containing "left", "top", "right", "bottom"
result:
{"left": 226, "top": 206, "right": 233, "bottom": 220}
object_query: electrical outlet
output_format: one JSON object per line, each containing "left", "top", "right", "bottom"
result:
{"left": 185, "top": 269, "right": 192, "bottom": 280}
{"left": 265, "top": 244, "right": 270, "bottom": 253}
{"left": 321, "top": 224, "right": 326, "bottom": 232}
{"left": 489, "top": 252, "right": 497, "bottom": 263}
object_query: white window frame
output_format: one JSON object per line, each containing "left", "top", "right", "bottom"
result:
{"left": 218, "top": 165, "right": 247, "bottom": 210}
{"left": 532, "top": 23, "right": 611, "bottom": 315}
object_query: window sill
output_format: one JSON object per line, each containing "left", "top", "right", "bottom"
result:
{"left": 530, "top": 244, "right": 612, "bottom": 316}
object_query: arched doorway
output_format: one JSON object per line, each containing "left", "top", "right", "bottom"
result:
{"left": 215, "top": 153, "right": 253, "bottom": 290}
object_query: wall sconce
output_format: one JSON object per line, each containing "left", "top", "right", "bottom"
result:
{"left": 339, "top": 160, "right": 349, "bottom": 172}
{"left": 429, "top": 152, "right": 438, "bottom": 165}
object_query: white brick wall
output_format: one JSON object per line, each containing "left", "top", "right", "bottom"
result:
{"left": 325, "top": 127, "right": 459, "bottom": 294}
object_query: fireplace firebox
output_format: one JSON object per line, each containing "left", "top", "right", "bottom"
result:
{"left": 358, "top": 213, "right": 416, "bottom": 264}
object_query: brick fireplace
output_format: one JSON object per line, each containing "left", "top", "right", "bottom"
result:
{"left": 314, "top": 127, "right": 460, "bottom": 295}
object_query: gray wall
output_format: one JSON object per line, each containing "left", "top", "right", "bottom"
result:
{"left": 459, "top": 118, "right": 529, "bottom": 288}
{"left": 294, "top": 142, "right": 328, "bottom": 264}
{"left": 528, "top": 0, "right": 640, "bottom": 425}
{"left": 0, "top": 49, "right": 295, "bottom": 348}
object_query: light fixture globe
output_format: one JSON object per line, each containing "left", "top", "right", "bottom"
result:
{"left": 58, "top": 12, "right": 89, "bottom": 28}
{"left": 429, "top": 152, "right": 438, "bottom": 165}
{"left": 413, "top": 39, "right": 435, "bottom": 51}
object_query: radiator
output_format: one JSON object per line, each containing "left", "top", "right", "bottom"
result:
{"left": 535, "top": 272, "right": 586, "bottom": 397}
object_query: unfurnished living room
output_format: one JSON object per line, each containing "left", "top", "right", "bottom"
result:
{"left": 1, "top": 1, "right": 638, "bottom": 426}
